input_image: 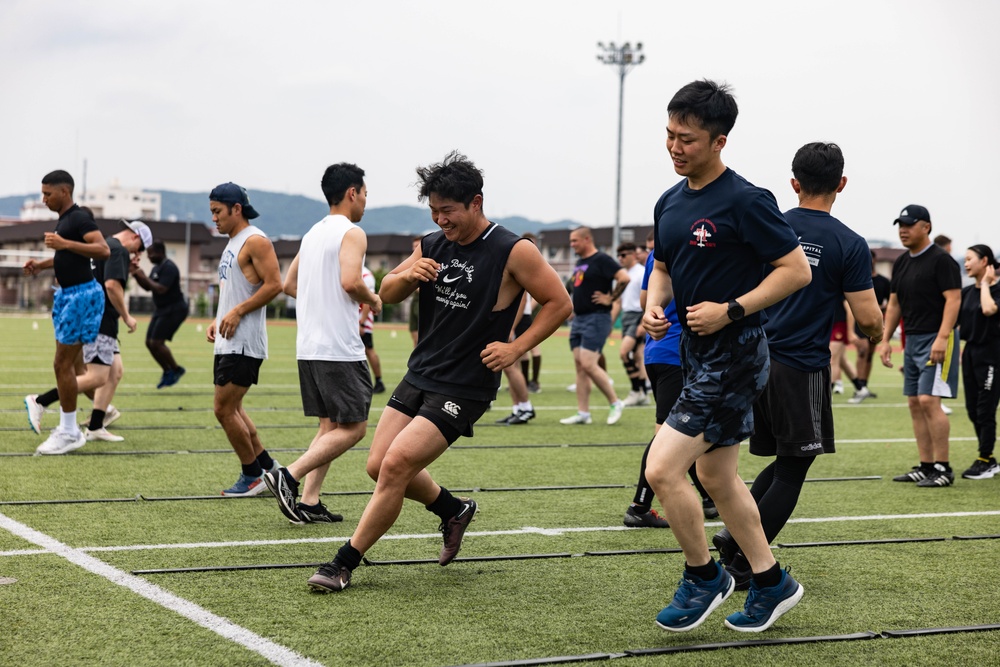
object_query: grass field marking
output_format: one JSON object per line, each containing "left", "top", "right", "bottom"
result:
{"left": 0, "top": 511, "right": 326, "bottom": 667}
{"left": 4, "top": 509, "right": 998, "bottom": 558}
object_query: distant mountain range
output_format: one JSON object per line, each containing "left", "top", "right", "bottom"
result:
{"left": 0, "top": 190, "right": 582, "bottom": 238}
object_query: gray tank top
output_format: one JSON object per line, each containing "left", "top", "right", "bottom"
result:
{"left": 214, "top": 225, "right": 268, "bottom": 359}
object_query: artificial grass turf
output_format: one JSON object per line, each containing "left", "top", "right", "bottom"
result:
{"left": 2, "top": 315, "right": 999, "bottom": 666}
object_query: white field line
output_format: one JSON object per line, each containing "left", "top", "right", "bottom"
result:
{"left": 3, "top": 510, "right": 999, "bottom": 558}
{"left": 0, "top": 512, "right": 325, "bottom": 667}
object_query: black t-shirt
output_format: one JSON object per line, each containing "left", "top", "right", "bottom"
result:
{"left": 960, "top": 282, "right": 1000, "bottom": 356}
{"left": 872, "top": 273, "right": 891, "bottom": 310}
{"left": 93, "top": 237, "right": 131, "bottom": 337}
{"left": 150, "top": 258, "right": 185, "bottom": 309}
{"left": 569, "top": 251, "right": 620, "bottom": 315}
{"left": 406, "top": 223, "right": 523, "bottom": 401}
{"left": 889, "top": 244, "right": 961, "bottom": 335}
{"left": 53, "top": 204, "right": 100, "bottom": 288}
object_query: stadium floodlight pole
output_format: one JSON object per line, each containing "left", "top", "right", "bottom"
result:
{"left": 596, "top": 41, "right": 645, "bottom": 252}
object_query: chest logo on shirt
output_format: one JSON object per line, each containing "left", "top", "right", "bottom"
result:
{"left": 690, "top": 219, "right": 717, "bottom": 248}
{"left": 219, "top": 249, "right": 235, "bottom": 282}
{"left": 572, "top": 264, "right": 589, "bottom": 287}
{"left": 435, "top": 258, "right": 476, "bottom": 310}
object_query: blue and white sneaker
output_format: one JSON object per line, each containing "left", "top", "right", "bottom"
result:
{"left": 724, "top": 567, "right": 804, "bottom": 632}
{"left": 221, "top": 472, "right": 268, "bottom": 497}
{"left": 656, "top": 562, "right": 734, "bottom": 632}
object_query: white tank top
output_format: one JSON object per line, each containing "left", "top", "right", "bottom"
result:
{"left": 295, "top": 215, "right": 367, "bottom": 361}
{"left": 215, "top": 225, "right": 269, "bottom": 359}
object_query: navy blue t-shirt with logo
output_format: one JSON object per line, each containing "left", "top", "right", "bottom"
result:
{"left": 652, "top": 168, "right": 800, "bottom": 332}
{"left": 763, "top": 208, "right": 873, "bottom": 372}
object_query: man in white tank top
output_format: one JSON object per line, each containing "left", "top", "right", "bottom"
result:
{"left": 262, "top": 164, "right": 381, "bottom": 525}
{"left": 206, "top": 183, "right": 284, "bottom": 496}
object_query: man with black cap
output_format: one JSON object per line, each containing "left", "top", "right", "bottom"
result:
{"left": 878, "top": 205, "right": 962, "bottom": 487}
{"left": 207, "top": 183, "right": 284, "bottom": 495}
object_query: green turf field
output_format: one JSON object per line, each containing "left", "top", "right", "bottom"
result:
{"left": 1, "top": 314, "right": 998, "bottom": 666}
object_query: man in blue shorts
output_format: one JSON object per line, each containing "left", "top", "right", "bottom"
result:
{"left": 877, "top": 205, "right": 962, "bottom": 486}
{"left": 712, "top": 142, "right": 884, "bottom": 588}
{"left": 22, "top": 170, "right": 109, "bottom": 455}
{"left": 642, "top": 80, "right": 811, "bottom": 633}
{"left": 560, "top": 226, "right": 628, "bottom": 425}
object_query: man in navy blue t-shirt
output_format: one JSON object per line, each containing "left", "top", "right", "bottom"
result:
{"left": 712, "top": 142, "right": 884, "bottom": 589}
{"left": 642, "top": 80, "right": 811, "bottom": 633}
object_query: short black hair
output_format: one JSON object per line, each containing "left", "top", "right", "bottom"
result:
{"left": 148, "top": 241, "right": 166, "bottom": 254}
{"left": 415, "top": 151, "right": 483, "bottom": 206}
{"left": 42, "top": 170, "right": 74, "bottom": 191}
{"left": 791, "top": 142, "right": 845, "bottom": 196}
{"left": 616, "top": 242, "right": 637, "bottom": 254}
{"left": 320, "top": 163, "right": 365, "bottom": 206}
{"left": 667, "top": 80, "right": 738, "bottom": 139}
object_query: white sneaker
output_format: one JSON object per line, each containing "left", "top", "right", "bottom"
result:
{"left": 847, "top": 386, "right": 872, "bottom": 404}
{"left": 24, "top": 394, "right": 44, "bottom": 434}
{"left": 941, "top": 404, "right": 953, "bottom": 415}
{"left": 832, "top": 381, "right": 844, "bottom": 395}
{"left": 560, "top": 413, "right": 592, "bottom": 425}
{"left": 566, "top": 383, "right": 577, "bottom": 392}
{"left": 84, "top": 427, "right": 124, "bottom": 442}
{"left": 607, "top": 401, "right": 625, "bottom": 425}
{"left": 36, "top": 429, "right": 86, "bottom": 455}
{"left": 622, "top": 390, "right": 650, "bottom": 407}
{"left": 103, "top": 405, "right": 121, "bottom": 427}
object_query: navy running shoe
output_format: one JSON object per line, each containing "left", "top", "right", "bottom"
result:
{"left": 724, "top": 567, "right": 803, "bottom": 632}
{"left": 656, "top": 562, "right": 734, "bottom": 632}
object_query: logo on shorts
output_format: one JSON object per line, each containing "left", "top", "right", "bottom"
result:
{"left": 689, "top": 219, "right": 717, "bottom": 248}
{"left": 442, "top": 401, "right": 461, "bottom": 418}
{"left": 801, "top": 442, "right": 824, "bottom": 452}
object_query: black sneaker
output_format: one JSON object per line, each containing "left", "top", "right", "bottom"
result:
{"left": 893, "top": 466, "right": 929, "bottom": 482}
{"left": 294, "top": 501, "right": 344, "bottom": 524}
{"left": 509, "top": 409, "right": 535, "bottom": 424}
{"left": 439, "top": 498, "right": 477, "bottom": 565}
{"left": 702, "top": 497, "right": 719, "bottom": 520}
{"left": 916, "top": 464, "right": 955, "bottom": 487}
{"left": 262, "top": 468, "right": 302, "bottom": 522}
{"left": 495, "top": 412, "right": 520, "bottom": 425}
{"left": 527, "top": 381, "right": 541, "bottom": 394}
{"left": 712, "top": 529, "right": 751, "bottom": 590}
{"left": 372, "top": 379, "right": 386, "bottom": 394}
{"left": 623, "top": 505, "right": 669, "bottom": 528}
{"left": 307, "top": 561, "right": 351, "bottom": 593}
{"left": 962, "top": 457, "right": 1000, "bottom": 480}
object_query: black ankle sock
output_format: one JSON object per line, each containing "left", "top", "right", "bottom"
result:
{"left": 426, "top": 487, "right": 462, "bottom": 522}
{"left": 919, "top": 461, "right": 935, "bottom": 471}
{"left": 752, "top": 562, "right": 782, "bottom": 589}
{"left": 242, "top": 461, "right": 263, "bottom": 478}
{"left": 685, "top": 559, "right": 718, "bottom": 581}
{"left": 88, "top": 410, "right": 105, "bottom": 431}
{"left": 630, "top": 503, "right": 651, "bottom": 514}
{"left": 631, "top": 377, "right": 643, "bottom": 392}
{"left": 333, "top": 540, "right": 363, "bottom": 571}
{"left": 857, "top": 379, "right": 867, "bottom": 389}
{"left": 38, "top": 389, "right": 60, "bottom": 407}
{"left": 256, "top": 450, "right": 275, "bottom": 471}
{"left": 851, "top": 378, "right": 863, "bottom": 391}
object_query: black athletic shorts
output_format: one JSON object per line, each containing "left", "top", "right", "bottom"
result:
{"left": 386, "top": 379, "right": 491, "bottom": 445}
{"left": 214, "top": 353, "right": 263, "bottom": 388}
{"left": 750, "top": 359, "right": 835, "bottom": 457}
{"left": 147, "top": 301, "right": 188, "bottom": 342}
{"left": 360, "top": 332, "right": 374, "bottom": 349}
{"left": 514, "top": 314, "right": 533, "bottom": 338}
{"left": 646, "top": 362, "right": 683, "bottom": 426}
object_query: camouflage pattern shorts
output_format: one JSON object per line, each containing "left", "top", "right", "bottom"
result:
{"left": 666, "top": 326, "right": 769, "bottom": 446}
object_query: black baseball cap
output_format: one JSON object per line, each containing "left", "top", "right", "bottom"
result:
{"left": 209, "top": 182, "right": 260, "bottom": 219}
{"left": 894, "top": 204, "right": 930, "bottom": 226}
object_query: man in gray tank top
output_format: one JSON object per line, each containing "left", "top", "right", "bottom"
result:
{"left": 206, "top": 183, "right": 284, "bottom": 496}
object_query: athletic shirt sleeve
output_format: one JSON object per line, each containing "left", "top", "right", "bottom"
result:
{"left": 935, "top": 253, "right": 962, "bottom": 293}
{"left": 842, "top": 236, "right": 875, "bottom": 294}
{"left": 738, "top": 191, "right": 800, "bottom": 264}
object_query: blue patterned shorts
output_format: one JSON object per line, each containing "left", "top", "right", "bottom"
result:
{"left": 666, "top": 326, "right": 770, "bottom": 446}
{"left": 52, "top": 281, "right": 104, "bottom": 345}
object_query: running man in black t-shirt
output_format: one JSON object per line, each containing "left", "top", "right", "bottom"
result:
{"left": 131, "top": 240, "right": 188, "bottom": 388}
{"left": 306, "top": 152, "right": 572, "bottom": 593}
{"left": 23, "top": 170, "right": 109, "bottom": 455}
{"left": 642, "top": 81, "right": 811, "bottom": 633}
{"left": 847, "top": 249, "right": 891, "bottom": 403}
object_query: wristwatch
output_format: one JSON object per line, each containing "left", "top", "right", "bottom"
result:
{"left": 727, "top": 299, "right": 745, "bottom": 322}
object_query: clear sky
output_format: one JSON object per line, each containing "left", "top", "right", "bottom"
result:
{"left": 2, "top": 0, "right": 997, "bottom": 251}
